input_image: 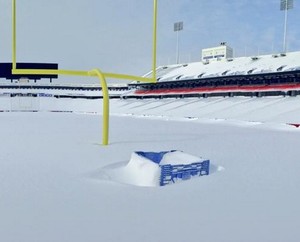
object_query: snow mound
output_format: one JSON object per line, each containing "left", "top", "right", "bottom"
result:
{"left": 101, "top": 151, "right": 210, "bottom": 187}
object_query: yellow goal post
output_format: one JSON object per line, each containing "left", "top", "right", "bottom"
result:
{"left": 11, "top": 0, "right": 158, "bottom": 145}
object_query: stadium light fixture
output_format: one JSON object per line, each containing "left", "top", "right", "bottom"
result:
{"left": 280, "top": 0, "right": 293, "bottom": 53}
{"left": 174, "top": 21, "right": 183, "bottom": 64}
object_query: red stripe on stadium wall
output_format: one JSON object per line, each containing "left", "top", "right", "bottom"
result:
{"left": 134, "top": 84, "right": 300, "bottom": 95}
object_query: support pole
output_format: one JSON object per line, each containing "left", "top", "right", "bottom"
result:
{"left": 281, "top": 0, "right": 294, "bottom": 53}
{"left": 176, "top": 30, "right": 179, "bottom": 64}
{"left": 174, "top": 21, "right": 183, "bottom": 64}
{"left": 89, "top": 69, "right": 109, "bottom": 146}
{"left": 152, "top": 0, "right": 158, "bottom": 81}
{"left": 283, "top": 4, "right": 288, "bottom": 53}
{"left": 12, "top": 0, "right": 16, "bottom": 70}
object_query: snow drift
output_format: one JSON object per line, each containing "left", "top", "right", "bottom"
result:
{"left": 101, "top": 150, "right": 210, "bottom": 187}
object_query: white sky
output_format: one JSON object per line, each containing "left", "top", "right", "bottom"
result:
{"left": 0, "top": 0, "right": 300, "bottom": 83}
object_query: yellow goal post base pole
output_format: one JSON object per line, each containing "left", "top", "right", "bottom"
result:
{"left": 88, "top": 69, "right": 109, "bottom": 146}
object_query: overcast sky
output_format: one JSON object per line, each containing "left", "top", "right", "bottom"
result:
{"left": 0, "top": 0, "right": 299, "bottom": 83}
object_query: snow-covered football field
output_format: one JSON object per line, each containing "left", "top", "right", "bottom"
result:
{"left": 1, "top": 97, "right": 300, "bottom": 242}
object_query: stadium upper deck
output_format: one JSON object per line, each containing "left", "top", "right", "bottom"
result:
{"left": 127, "top": 51, "right": 300, "bottom": 98}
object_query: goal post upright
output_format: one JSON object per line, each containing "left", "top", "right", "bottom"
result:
{"left": 152, "top": 0, "right": 158, "bottom": 81}
{"left": 12, "top": 0, "right": 16, "bottom": 70}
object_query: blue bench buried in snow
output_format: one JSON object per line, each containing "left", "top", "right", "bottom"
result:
{"left": 160, "top": 160, "right": 210, "bottom": 186}
{"left": 135, "top": 150, "right": 210, "bottom": 186}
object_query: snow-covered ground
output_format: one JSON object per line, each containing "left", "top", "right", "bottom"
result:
{"left": 2, "top": 95, "right": 299, "bottom": 124}
{"left": 1, "top": 97, "right": 300, "bottom": 242}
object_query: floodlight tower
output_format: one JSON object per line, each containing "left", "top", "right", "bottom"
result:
{"left": 280, "top": 0, "right": 293, "bottom": 53}
{"left": 174, "top": 21, "right": 183, "bottom": 64}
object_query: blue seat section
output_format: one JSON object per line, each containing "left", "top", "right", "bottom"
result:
{"left": 160, "top": 160, "right": 210, "bottom": 186}
{"left": 135, "top": 151, "right": 176, "bottom": 164}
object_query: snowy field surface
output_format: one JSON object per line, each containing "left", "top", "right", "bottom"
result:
{"left": 1, "top": 97, "right": 300, "bottom": 242}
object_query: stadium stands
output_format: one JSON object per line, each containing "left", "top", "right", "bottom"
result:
{"left": 126, "top": 51, "right": 300, "bottom": 99}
